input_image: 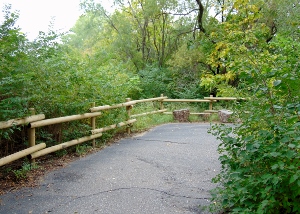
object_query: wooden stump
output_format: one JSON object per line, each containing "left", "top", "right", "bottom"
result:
{"left": 218, "top": 110, "right": 233, "bottom": 123}
{"left": 173, "top": 109, "right": 190, "bottom": 122}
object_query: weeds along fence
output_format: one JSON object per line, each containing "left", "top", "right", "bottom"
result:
{"left": 0, "top": 95, "right": 242, "bottom": 167}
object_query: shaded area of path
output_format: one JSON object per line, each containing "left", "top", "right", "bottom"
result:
{"left": 0, "top": 123, "right": 220, "bottom": 214}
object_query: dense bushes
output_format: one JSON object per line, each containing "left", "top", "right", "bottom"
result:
{"left": 201, "top": 0, "right": 300, "bottom": 211}
{"left": 209, "top": 34, "right": 300, "bottom": 213}
{"left": 2, "top": 3, "right": 299, "bottom": 211}
{"left": 0, "top": 8, "right": 139, "bottom": 157}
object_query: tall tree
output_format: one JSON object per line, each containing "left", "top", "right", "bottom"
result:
{"left": 77, "top": 0, "right": 195, "bottom": 70}
{"left": 182, "top": 0, "right": 299, "bottom": 96}
{"left": 0, "top": 5, "right": 29, "bottom": 120}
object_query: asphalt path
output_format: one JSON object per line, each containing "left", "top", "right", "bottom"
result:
{"left": 0, "top": 123, "right": 220, "bottom": 214}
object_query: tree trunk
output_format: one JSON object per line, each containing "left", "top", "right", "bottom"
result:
{"left": 218, "top": 110, "right": 233, "bottom": 123}
{"left": 195, "top": 0, "right": 205, "bottom": 33}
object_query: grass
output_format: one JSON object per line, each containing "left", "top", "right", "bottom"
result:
{"left": 130, "top": 102, "right": 220, "bottom": 132}
{"left": 12, "top": 161, "right": 39, "bottom": 180}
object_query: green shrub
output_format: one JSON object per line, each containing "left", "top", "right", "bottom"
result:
{"left": 210, "top": 104, "right": 300, "bottom": 213}
{"left": 12, "top": 162, "right": 39, "bottom": 180}
{"left": 76, "top": 144, "right": 92, "bottom": 156}
{"left": 209, "top": 35, "right": 300, "bottom": 213}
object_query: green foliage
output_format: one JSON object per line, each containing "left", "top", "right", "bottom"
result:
{"left": 0, "top": 6, "right": 29, "bottom": 120}
{"left": 166, "top": 42, "right": 210, "bottom": 98}
{"left": 75, "top": 0, "right": 204, "bottom": 99}
{"left": 55, "top": 149, "right": 68, "bottom": 157}
{"left": 208, "top": 0, "right": 300, "bottom": 211}
{"left": 131, "top": 102, "right": 173, "bottom": 131}
{"left": 210, "top": 99, "right": 300, "bottom": 213}
{"left": 138, "top": 65, "right": 173, "bottom": 98}
{"left": 78, "top": 0, "right": 179, "bottom": 69}
{"left": 1, "top": 4, "right": 299, "bottom": 208}
{"left": 12, "top": 162, "right": 39, "bottom": 180}
{"left": 0, "top": 4, "right": 141, "bottom": 152}
{"left": 75, "top": 144, "right": 92, "bottom": 156}
{"left": 193, "top": 0, "right": 298, "bottom": 96}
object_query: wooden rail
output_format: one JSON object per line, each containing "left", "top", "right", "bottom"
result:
{"left": 29, "top": 112, "right": 102, "bottom": 128}
{"left": 0, "top": 95, "right": 242, "bottom": 166}
{"left": 91, "top": 119, "right": 137, "bottom": 135}
{"left": 131, "top": 109, "right": 167, "bottom": 118}
{"left": 0, "top": 96, "right": 167, "bottom": 166}
{"left": 90, "top": 101, "right": 137, "bottom": 112}
{"left": 0, "top": 143, "right": 46, "bottom": 167}
{"left": 0, "top": 114, "right": 45, "bottom": 129}
{"left": 204, "top": 110, "right": 219, "bottom": 113}
{"left": 204, "top": 97, "right": 246, "bottom": 101}
{"left": 135, "top": 96, "right": 168, "bottom": 103}
{"left": 29, "top": 133, "right": 103, "bottom": 159}
{"left": 0, "top": 112, "right": 46, "bottom": 166}
{"left": 163, "top": 99, "right": 214, "bottom": 102}
{"left": 90, "top": 97, "right": 167, "bottom": 112}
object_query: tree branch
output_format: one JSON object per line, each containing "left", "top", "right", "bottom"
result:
{"left": 165, "top": 9, "right": 200, "bottom": 16}
{"left": 266, "top": 21, "right": 277, "bottom": 43}
{"left": 195, "top": 0, "right": 206, "bottom": 33}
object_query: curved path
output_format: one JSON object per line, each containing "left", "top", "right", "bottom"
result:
{"left": 0, "top": 123, "right": 220, "bottom": 214}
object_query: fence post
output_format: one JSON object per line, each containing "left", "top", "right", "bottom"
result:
{"left": 160, "top": 94, "right": 164, "bottom": 110}
{"left": 209, "top": 95, "right": 213, "bottom": 110}
{"left": 28, "top": 108, "right": 36, "bottom": 164}
{"left": 125, "top": 98, "right": 132, "bottom": 135}
{"left": 91, "top": 102, "right": 96, "bottom": 148}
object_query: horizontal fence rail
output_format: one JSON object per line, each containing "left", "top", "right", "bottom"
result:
{"left": 91, "top": 119, "right": 137, "bottom": 135}
{"left": 0, "top": 143, "right": 46, "bottom": 167}
{"left": 29, "top": 133, "right": 103, "bottom": 159}
{"left": 0, "top": 95, "right": 242, "bottom": 166}
{"left": 0, "top": 114, "right": 45, "bottom": 129}
{"left": 29, "top": 112, "right": 102, "bottom": 128}
{"left": 135, "top": 96, "right": 168, "bottom": 103}
{"left": 204, "top": 97, "right": 246, "bottom": 101}
{"left": 204, "top": 110, "right": 219, "bottom": 113}
{"left": 90, "top": 97, "right": 167, "bottom": 112}
{"left": 90, "top": 101, "right": 137, "bottom": 112}
{"left": 131, "top": 109, "right": 167, "bottom": 118}
{"left": 163, "top": 99, "right": 215, "bottom": 103}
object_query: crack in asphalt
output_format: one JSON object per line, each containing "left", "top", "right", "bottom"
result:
{"left": 66, "top": 186, "right": 211, "bottom": 201}
{"left": 45, "top": 187, "right": 211, "bottom": 213}
{"left": 134, "top": 138, "right": 188, "bottom": 145}
{"left": 83, "top": 187, "right": 209, "bottom": 200}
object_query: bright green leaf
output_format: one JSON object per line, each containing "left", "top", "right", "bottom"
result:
{"left": 288, "top": 144, "right": 296, "bottom": 149}
{"left": 290, "top": 174, "right": 299, "bottom": 184}
{"left": 273, "top": 80, "right": 282, "bottom": 87}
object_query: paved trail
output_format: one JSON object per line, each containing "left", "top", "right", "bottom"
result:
{"left": 0, "top": 123, "right": 220, "bottom": 214}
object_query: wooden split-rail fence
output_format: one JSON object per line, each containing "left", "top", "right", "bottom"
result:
{"left": 0, "top": 95, "right": 244, "bottom": 167}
